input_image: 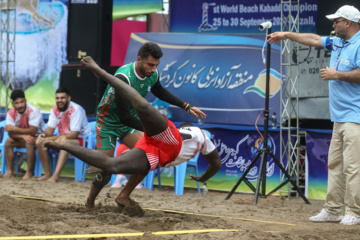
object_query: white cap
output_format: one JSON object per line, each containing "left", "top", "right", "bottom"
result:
{"left": 326, "top": 5, "right": 360, "bottom": 23}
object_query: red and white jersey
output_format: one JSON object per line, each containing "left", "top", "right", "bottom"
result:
{"left": 164, "top": 127, "right": 216, "bottom": 168}
{"left": 48, "top": 101, "right": 91, "bottom": 138}
{"left": 6, "top": 103, "right": 46, "bottom": 136}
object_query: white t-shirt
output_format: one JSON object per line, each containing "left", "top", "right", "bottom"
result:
{"left": 165, "top": 127, "right": 216, "bottom": 167}
{"left": 6, "top": 102, "right": 46, "bottom": 136}
{"left": 47, "top": 101, "right": 91, "bottom": 138}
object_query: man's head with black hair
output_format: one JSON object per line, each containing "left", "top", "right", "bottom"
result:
{"left": 10, "top": 89, "right": 27, "bottom": 114}
{"left": 136, "top": 42, "right": 163, "bottom": 78}
{"left": 138, "top": 42, "right": 163, "bottom": 60}
{"left": 55, "top": 87, "right": 71, "bottom": 112}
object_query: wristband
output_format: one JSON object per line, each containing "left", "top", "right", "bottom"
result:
{"left": 183, "top": 102, "right": 193, "bottom": 112}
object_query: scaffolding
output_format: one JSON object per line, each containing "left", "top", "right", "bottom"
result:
{"left": 161, "top": 0, "right": 169, "bottom": 32}
{"left": 279, "top": 0, "right": 304, "bottom": 198}
{"left": 0, "top": 0, "right": 16, "bottom": 120}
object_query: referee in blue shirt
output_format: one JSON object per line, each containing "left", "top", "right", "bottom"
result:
{"left": 267, "top": 5, "right": 360, "bottom": 226}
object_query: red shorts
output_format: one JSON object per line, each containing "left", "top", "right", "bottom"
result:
{"left": 134, "top": 118, "right": 182, "bottom": 171}
{"left": 77, "top": 138, "right": 83, "bottom": 146}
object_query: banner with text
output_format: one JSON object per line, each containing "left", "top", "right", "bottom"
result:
{"left": 125, "top": 33, "right": 282, "bottom": 125}
{"left": 170, "top": 0, "right": 318, "bottom": 34}
{"left": 157, "top": 128, "right": 290, "bottom": 194}
{"left": 305, "top": 130, "right": 332, "bottom": 200}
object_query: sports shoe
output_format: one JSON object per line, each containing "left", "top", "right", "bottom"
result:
{"left": 340, "top": 214, "right": 360, "bottom": 225}
{"left": 135, "top": 182, "right": 143, "bottom": 189}
{"left": 111, "top": 179, "right": 121, "bottom": 188}
{"left": 111, "top": 174, "right": 128, "bottom": 188}
{"left": 309, "top": 209, "right": 343, "bottom": 222}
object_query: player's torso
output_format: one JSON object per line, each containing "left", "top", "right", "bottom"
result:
{"left": 97, "top": 62, "right": 158, "bottom": 125}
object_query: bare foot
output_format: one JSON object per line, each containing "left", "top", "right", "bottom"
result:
{"left": 115, "top": 198, "right": 144, "bottom": 217}
{"left": 80, "top": 56, "right": 101, "bottom": 78}
{"left": 44, "top": 135, "right": 67, "bottom": 151}
{"left": 115, "top": 196, "right": 131, "bottom": 207}
{"left": 3, "top": 172, "right": 14, "bottom": 178}
{"left": 86, "top": 166, "right": 105, "bottom": 174}
{"left": 22, "top": 172, "right": 33, "bottom": 180}
{"left": 36, "top": 175, "right": 51, "bottom": 181}
{"left": 85, "top": 198, "right": 94, "bottom": 208}
{"left": 46, "top": 177, "right": 58, "bottom": 184}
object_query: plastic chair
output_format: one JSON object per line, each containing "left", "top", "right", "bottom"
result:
{"left": 143, "top": 129, "right": 211, "bottom": 195}
{"left": 79, "top": 121, "right": 97, "bottom": 182}
{"left": 0, "top": 120, "right": 42, "bottom": 176}
{"left": 173, "top": 130, "right": 211, "bottom": 195}
{"left": 33, "top": 124, "right": 57, "bottom": 177}
{"left": 143, "top": 168, "right": 161, "bottom": 191}
{"left": 80, "top": 134, "right": 127, "bottom": 184}
{"left": 34, "top": 123, "right": 95, "bottom": 181}
{"left": 0, "top": 120, "right": 12, "bottom": 174}
{"left": 109, "top": 140, "right": 130, "bottom": 185}
{"left": 184, "top": 131, "right": 212, "bottom": 193}
{"left": 151, "top": 98, "right": 173, "bottom": 120}
{"left": 0, "top": 129, "right": 22, "bottom": 175}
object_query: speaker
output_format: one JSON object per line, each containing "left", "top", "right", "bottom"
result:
{"left": 67, "top": 1, "right": 113, "bottom": 65}
{"left": 317, "top": 0, "right": 359, "bottom": 36}
{"left": 59, "top": 64, "right": 119, "bottom": 117}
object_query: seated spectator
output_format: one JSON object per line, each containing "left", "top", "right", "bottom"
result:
{"left": 3, "top": 89, "right": 46, "bottom": 179}
{"left": 36, "top": 87, "right": 91, "bottom": 183}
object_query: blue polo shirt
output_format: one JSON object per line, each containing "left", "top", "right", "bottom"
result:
{"left": 321, "top": 31, "right": 360, "bottom": 123}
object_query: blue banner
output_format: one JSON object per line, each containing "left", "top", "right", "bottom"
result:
{"left": 170, "top": 0, "right": 318, "bottom": 34}
{"left": 125, "top": 33, "right": 282, "bottom": 125}
{"left": 305, "top": 130, "right": 332, "bottom": 199}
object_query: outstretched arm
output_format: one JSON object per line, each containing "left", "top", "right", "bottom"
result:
{"left": 267, "top": 32, "right": 323, "bottom": 47}
{"left": 151, "top": 79, "right": 207, "bottom": 118}
{"left": 189, "top": 149, "right": 222, "bottom": 183}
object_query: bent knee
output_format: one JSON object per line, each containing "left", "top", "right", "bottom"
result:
{"left": 92, "top": 172, "right": 112, "bottom": 189}
{"left": 136, "top": 101, "right": 152, "bottom": 114}
{"left": 5, "top": 138, "right": 16, "bottom": 147}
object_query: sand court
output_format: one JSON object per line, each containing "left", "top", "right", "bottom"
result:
{"left": 0, "top": 176, "right": 359, "bottom": 240}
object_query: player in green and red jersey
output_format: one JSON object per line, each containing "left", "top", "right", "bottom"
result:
{"left": 86, "top": 42, "right": 206, "bottom": 208}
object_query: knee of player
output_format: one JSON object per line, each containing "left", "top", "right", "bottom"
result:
{"left": 4, "top": 138, "right": 15, "bottom": 147}
{"left": 35, "top": 142, "right": 42, "bottom": 148}
{"left": 135, "top": 100, "right": 152, "bottom": 114}
{"left": 92, "top": 172, "right": 112, "bottom": 189}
